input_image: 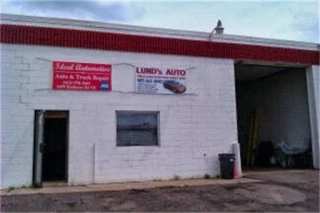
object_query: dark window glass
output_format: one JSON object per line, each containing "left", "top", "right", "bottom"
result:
{"left": 116, "top": 112, "right": 159, "bottom": 146}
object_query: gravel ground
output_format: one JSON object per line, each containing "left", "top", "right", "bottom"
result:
{"left": 1, "top": 170, "right": 319, "bottom": 212}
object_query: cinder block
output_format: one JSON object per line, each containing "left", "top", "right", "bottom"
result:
{"left": 1, "top": 63, "right": 30, "bottom": 70}
{"left": 0, "top": 55, "right": 23, "bottom": 63}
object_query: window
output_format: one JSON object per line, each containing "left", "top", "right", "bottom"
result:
{"left": 116, "top": 111, "right": 159, "bottom": 146}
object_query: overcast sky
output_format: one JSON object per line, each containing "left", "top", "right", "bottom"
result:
{"left": 1, "top": 0, "right": 319, "bottom": 43}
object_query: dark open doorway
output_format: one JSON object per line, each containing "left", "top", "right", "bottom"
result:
{"left": 43, "top": 111, "right": 68, "bottom": 181}
{"left": 33, "top": 111, "right": 68, "bottom": 186}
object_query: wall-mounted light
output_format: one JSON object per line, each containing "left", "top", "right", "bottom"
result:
{"left": 209, "top": 20, "right": 224, "bottom": 40}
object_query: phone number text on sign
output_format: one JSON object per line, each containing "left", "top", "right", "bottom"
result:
{"left": 136, "top": 67, "right": 187, "bottom": 94}
{"left": 52, "top": 61, "right": 112, "bottom": 91}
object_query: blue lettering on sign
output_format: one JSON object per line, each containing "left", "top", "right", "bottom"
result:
{"left": 100, "top": 81, "right": 109, "bottom": 90}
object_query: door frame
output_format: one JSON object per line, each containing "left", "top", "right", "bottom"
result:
{"left": 33, "top": 110, "right": 69, "bottom": 187}
{"left": 306, "top": 66, "right": 320, "bottom": 169}
{"left": 33, "top": 110, "right": 45, "bottom": 187}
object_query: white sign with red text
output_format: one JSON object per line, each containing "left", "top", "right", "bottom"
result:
{"left": 136, "top": 67, "right": 187, "bottom": 94}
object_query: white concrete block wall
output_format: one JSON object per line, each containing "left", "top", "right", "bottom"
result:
{"left": 1, "top": 47, "right": 34, "bottom": 188}
{"left": 237, "top": 69, "right": 311, "bottom": 149}
{"left": 1, "top": 44, "right": 237, "bottom": 188}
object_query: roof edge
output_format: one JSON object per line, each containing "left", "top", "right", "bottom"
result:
{"left": 1, "top": 13, "right": 319, "bottom": 51}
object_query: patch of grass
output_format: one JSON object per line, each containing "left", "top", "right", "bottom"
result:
{"left": 7, "top": 186, "right": 15, "bottom": 192}
{"left": 204, "top": 173, "right": 211, "bottom": 179}
{"left": 173, "top": 174, "right": 180, "bottom": 180}
{"left": 7, "top": 184, "right": 34, "bottom": 192}
{"left": 215, "top": 174, "right": 221, "bottom": 179}
{"left": 130, "top": 189, "right": 147, "bottom": 194}
{"left": 69, "top": 183, "right": 86, "bottom": 187}
{"left": 158, "top": 185, "right": 175, "bottom": 189}
{"left": 20, "top": 184, "right": 33, "bottom": 188}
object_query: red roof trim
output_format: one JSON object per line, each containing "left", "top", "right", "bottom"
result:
{"left": 1, "top": 24, "right": 319, "bottom": 65}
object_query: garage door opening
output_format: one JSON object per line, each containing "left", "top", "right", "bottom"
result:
{"left": 235, "top": 62, "right": 313, "bottom": 169}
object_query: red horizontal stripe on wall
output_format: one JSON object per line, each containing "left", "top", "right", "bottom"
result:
{"left": 1, "top": 24, "right": 319, "bottom": 65}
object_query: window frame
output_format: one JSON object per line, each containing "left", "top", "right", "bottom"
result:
{"left": 115, "top": 111, "right": 160, "bottom": 147}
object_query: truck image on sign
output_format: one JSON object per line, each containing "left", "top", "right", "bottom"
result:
{"left": 163, "top": 80, "right": 186, "bottom": 94}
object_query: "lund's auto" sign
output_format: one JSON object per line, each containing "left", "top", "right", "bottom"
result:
{"left": 136, "top": 67, "right": 187, "bottom": 94}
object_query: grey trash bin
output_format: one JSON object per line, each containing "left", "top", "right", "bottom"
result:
{"left": 218, "top": 153, "right": 235, "bottom": 179}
